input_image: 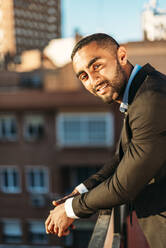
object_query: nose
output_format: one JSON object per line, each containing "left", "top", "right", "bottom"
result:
{"left": 89, "top": 72, "right": 101, "bottom": 87}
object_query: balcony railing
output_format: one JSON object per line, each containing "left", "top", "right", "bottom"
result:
{"left": 88, "top": 206, "right": 150, "bottom": 248}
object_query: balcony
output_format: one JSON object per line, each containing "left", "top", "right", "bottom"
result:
{"left": 88, "top": 206, "right": 150, "bottom": 248}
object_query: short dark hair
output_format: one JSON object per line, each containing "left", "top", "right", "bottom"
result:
{"left": 71, "top": 33, "right": 120, "bottom": 60}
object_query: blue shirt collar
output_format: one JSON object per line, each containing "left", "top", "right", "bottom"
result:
{"left": 120, "top": 64, "right": 142, "bottom": 113}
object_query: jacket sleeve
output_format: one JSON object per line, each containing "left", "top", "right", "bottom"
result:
{"left": 72, "top": 90, "right": 166, "bottom": 218}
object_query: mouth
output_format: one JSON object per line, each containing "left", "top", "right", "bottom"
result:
{"left": 95, "top": 82, "right": 109, "bottom": 95}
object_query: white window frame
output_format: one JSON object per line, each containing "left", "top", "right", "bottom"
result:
{"left": 26, "top": 166, "right": 49, "bottom": 194}
{"left": 56, "top": 112, "right": 114, "bottom": 147}
{"left": 48, "top": 0, "right": 56, "bottom": 6}
{"left": 0, "top": 166, "right": 21, "bottom": 193}
{"left": 23, "top": 115, "right": 45, "bottom": 142}
{"left": 28, "top": 220, "right": 48, "bottom": 244}
{"left": 0, "top": 115, "right": 18, "bottom": 141}
{"left": 2, "top": 219, "right": 22, "bottom": 243}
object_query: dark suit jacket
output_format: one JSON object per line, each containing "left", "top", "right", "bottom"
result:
{"left": 72, "top": 64, "right": 166, "bottom": 218}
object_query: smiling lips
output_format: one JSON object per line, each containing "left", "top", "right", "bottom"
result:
{"left": 96, "top": 82, "right": 109, "bottom": 95}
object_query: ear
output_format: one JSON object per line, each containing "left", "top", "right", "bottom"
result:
{"left": 117, "top": 46, "right": 127, "bottom": 66}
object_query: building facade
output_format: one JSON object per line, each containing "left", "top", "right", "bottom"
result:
{"left": 125, "top": 40, "right": 166, "bottom": 75}
{"left": 0, "top": 67, "right": 122, "bottom": 248}
{"left": 0, "top": 0, "right": 61, "bottom": 61}
{"left": 0, "top": 33, "right": 165, "bottom": 247}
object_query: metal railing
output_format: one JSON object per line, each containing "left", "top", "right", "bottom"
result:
{"left": 88, "top": 207, "right": 150, "bottom": 248}
{"left": 88, "top": 207, "right": 123, "bottom": 248}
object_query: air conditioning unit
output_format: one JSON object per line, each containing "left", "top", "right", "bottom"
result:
{"left": 30, "top": 194, "right": 46, "bottom": 207}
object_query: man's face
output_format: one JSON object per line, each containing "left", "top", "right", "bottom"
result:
{"left": 73, "top": 42, "right": 127, "bottom": 104}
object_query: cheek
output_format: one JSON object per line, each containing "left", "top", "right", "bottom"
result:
{"left": 83, "top": 82, "right": 96, "bottom": 95}
{"left": 82, "top": 82, "right": 92, "bottom": 92}
{"left": 100, "top": 68, "right": 114, "bottom": 79}
{"left": 100, "top": 60, "right": 118, "bottom": 79}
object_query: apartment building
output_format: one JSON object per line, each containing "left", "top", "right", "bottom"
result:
{"left": 0, "top": 35, "right": 165, "bottom": 247}
{"left": 0, "top": 68, "right": 122, "bottom": 248}
{"left": 0, "top": 0, "right": 61, "bottom": 61}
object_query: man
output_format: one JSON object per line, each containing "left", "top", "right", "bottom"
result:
{"left": 45, "top": 33, "right": 166, "bottom": 247}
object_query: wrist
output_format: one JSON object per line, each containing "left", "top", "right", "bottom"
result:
{"left": 75, "top": 183, "right": 88, "bottom": 194}
{"left": 65, "top": 198, "right": 79, "bottom": 219}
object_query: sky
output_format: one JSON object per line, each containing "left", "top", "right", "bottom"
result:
{"left": 61, "top": 0, "right": 166, "bottom": 43}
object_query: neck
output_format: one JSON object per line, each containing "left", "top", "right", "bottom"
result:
{"left": 115, "top": 62, "right": 134, "bottom": 104}
{"left": 125, "top": 61, "right": 134, "bottom": 81}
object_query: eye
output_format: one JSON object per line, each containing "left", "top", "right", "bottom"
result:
{"left": 93, "top": 64, "right": 101, "bottom": 70}
{"left": 80, "top": 73, "right": 88, "bottom": 81}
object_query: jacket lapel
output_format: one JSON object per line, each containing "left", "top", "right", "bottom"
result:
{"left": 120, "top": 64, "right": 156, "bottom": 154}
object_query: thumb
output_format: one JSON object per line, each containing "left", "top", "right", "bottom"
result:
{"left": 52, "top": 200, "right": 58, "bottom": 206}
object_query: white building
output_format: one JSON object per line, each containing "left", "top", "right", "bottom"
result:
{"left": 142, "top": 0, "right": 166, "bottom": 41}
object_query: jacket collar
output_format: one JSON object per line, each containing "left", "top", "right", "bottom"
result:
{"left": 128, "top": 63, "right": 156, "bottom": 106}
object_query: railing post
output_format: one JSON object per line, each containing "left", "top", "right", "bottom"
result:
{"left": 88, "top": 210, "right": 112, "bottom": 248}
{"left": 104, "top": 207, "right": 122, "bottom": 248}
{"left": 88, "top": 207, "right": 150, "bottom": 248}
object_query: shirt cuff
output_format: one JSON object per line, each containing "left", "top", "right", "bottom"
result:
{"left": 76, "top": 183, "right": 88, "bottom": 194}
{"left": 65, "top": 197, "right": 79, "bottom": 219}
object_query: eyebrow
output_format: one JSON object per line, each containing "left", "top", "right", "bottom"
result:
{"left": 76, "top": 56, "right": 101, "bottom": 79}
{"left": 87, "top": 56, "right": 101, "bottom": 69}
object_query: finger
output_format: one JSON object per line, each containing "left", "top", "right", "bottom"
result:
{"left": 50, "top": 223, "right": 55, "bottom": 234}
{"left": 58, "top": 227, "right": 64, "bottom": 238}
{"left": 45, "top": 215, "right": 51, "bottom": 234}
{"left": 47, "top": 220, "right": 54, "bottom": 233}
{"left": 53, "top": 225, "right": 59, "bottom": 234}
{"left": 52, "top": 200, "right": 59, "bottom": 206}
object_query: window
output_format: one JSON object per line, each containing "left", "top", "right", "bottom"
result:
{"left": 47, "top": 16, "right": 57, "bottom": 23}
{"left": 0, "top": 167, "right": 21, "bottom": 193}
{"left": 48, "top": 0, "right": 56, "bottom": 6}
{"left": 48, "top": 24, "right": 57, "bottom": 31}
{"left": 28, "top": 221, "right": 48, "bottom": 244}
{"left": 0, "top": 115, "right": 17, "bottom": 141}
{"left": 2, "top": 220, "right": 22, "bottom": 243}
{"left": 16, "top": 37, "right": 22, "bottom": 44}
{"left": 26, "top": 167, "right": 48, "bottom": 193}
{"left": 63, "top": 166, "right": 99, "bottom": 193}
{"left": 23, "top": 115, "right": 44, "bottom": 141}
{"left": 48, "top": 8, "right": 56, "bottom": 14}
{"left": 27, "top": 20, "right": 33, "bottom": 28}
{"left": 56, "top": 113, "right": 114, "bottom": 147}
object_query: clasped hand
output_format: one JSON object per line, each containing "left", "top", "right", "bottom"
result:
{"left": 45, "top": 203, "right": 75, "bottom": 237}
{"left": 45, "top": 189, "right": 79, "bottom": 237}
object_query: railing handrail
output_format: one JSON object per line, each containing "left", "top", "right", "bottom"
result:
{"left": 88, "top": 212, "right": 111, "bottom": 248}
{"left": 104, "top": 208, "right": 121, "bottom": 248}
{"left": 88, "top": 206, "right": 150, "bottom": 248}
{"left": 88, "top": 207, "right": 122, "bottom": 248}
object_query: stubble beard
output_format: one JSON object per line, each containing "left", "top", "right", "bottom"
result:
{"left": 99, "top": 62, "right": 127, "bottom": 104}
